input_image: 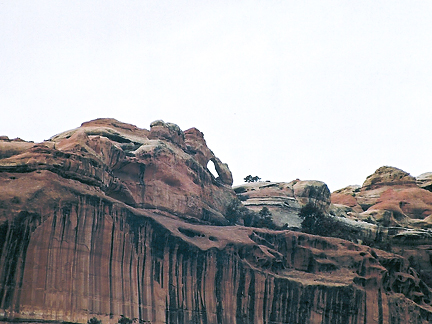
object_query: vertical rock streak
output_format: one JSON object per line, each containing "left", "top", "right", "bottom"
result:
{"left": 2, "top": 120, "right": 432, "bottom": 324}
{"left": 3, "top": 196, "right": 430, "bottom": 323}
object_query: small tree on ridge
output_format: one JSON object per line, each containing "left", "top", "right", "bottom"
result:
{"left": 244, "top": 175, "right": 261, "bottom": 183}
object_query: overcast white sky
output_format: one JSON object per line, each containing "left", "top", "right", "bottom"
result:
{"left": 1, "top": 1, "right": 431, "bottom": 191}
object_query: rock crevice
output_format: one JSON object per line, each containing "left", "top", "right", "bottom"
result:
{"left": 1, "top": 120, "right": 432, "bottom": 324}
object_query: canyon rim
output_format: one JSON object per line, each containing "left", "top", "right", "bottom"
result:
{"left": 1, "top": 118, "right": 432, "bottom": 324}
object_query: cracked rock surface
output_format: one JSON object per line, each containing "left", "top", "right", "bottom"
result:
{"left": 1, "top": 120, "right": 432, "bottom": 324}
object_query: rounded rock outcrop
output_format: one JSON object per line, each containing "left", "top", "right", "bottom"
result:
{"left": 293, "top": 180, "right": 331, "bottom": 211}
{"left": 149, "top": 119, "right": 186, "bottom": 148}
{"left": 362, "top": 166, "right": 416, "bottom": 190}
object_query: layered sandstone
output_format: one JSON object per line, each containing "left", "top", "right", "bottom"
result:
{"left": 2, "top": 181, "right": 432, "bottom": 324}
{"left": 233, "top": 180, "right": 330, "bottom": 228}
{"left": 331, "top": 166, "right": 432, "bottom": 227}
{"left": 331, "top": 166, "right": 432, "bottom": 294}
{"left": 1, "top": 121, "right": 432, "bottom": 324}
{"left": 417, "top": 172, "right": 432, "bottom": 192}
{"left": 2, "top": 118, "right": 234, "bottom": 224}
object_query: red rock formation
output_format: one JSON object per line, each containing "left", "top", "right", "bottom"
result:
{"left": 331, "top": 185, "right": 364, "bottom": 213}
{"left": 331, "top": 166, "right": 432, "bottom": 298}
{"left": 3, "top": 118, "right": 235, "bottom": 224}
{"left": 1, "top": 122, "right": 432, "bottom": 324}
{"left": 331, "top": 166, "right": 432, "bottom": 226}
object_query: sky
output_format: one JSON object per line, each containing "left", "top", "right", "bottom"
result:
{"left": 1, "top": 1, "right": 432, "bottom": 191}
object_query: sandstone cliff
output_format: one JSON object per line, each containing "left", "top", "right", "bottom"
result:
{"left": 1, "top": 120, "right": 432, "bottom": 324}
{"left": 330, "top": 166, "right": 432, "bottom": 299}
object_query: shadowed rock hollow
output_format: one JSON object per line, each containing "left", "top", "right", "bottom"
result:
{"left": 1, "top": 119, "right": 432, "bottom": 324}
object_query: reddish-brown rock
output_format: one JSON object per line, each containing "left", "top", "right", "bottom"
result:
{"left": 331, "top": 166, "right": 432, "bottom": 295}
{"left": 331, "top": 166, "right": 432, "bottom": 225}
{"left": 1, "top": 122, "right": 432, "bottom": 324}
{"left": 362, "top": 166, "right": 417, "bottom": 190}
{"left": 331, "top": 185, "right": 364, "bottom": 213}
{"left": 4, "top": 118, "right": 235, "bottom": 224}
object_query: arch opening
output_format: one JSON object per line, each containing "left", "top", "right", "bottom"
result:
{"left": 207, "top": 160, "right": 219, "bottom": 179}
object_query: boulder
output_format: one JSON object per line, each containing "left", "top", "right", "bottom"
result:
{"left": 292, "top": 180, "right": 331, "bottom": 211}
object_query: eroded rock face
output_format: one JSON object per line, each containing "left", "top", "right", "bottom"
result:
{"left": 331, "top": 165, "right": 432, "bottom": 295}
{"left": 362, "top": 166, "right": 417, "bottom": 190}
{"left": 1, "top": 118, "right": 235, "bottom": 224}
{"left": 1, "top": 178, "right": 432, "bottom": 324}
{"left": 331, "top": 166, "right": 432, "bottom": 227}
{"left": 293, "top": 180, "right": 330, "bottom": 211}
{"left": 331, "top": 185, "right": 364, "bottom": 213}
{"left": 417, "top": 172, "right": 432, "bottom": 192}
{"left": 234, "top": 180, "right": 331, "bottom": 228}
{"left": 1, "top": 123, "right": 432, "bottom": 324}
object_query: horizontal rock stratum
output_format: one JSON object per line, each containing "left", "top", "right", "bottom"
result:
{"left": 1, "top": 118, "right": 432, "bottom": 324}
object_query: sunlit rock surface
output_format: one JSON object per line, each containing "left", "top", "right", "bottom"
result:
{"left": 1, "top": 121, "right": 432, "bottom": 324}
